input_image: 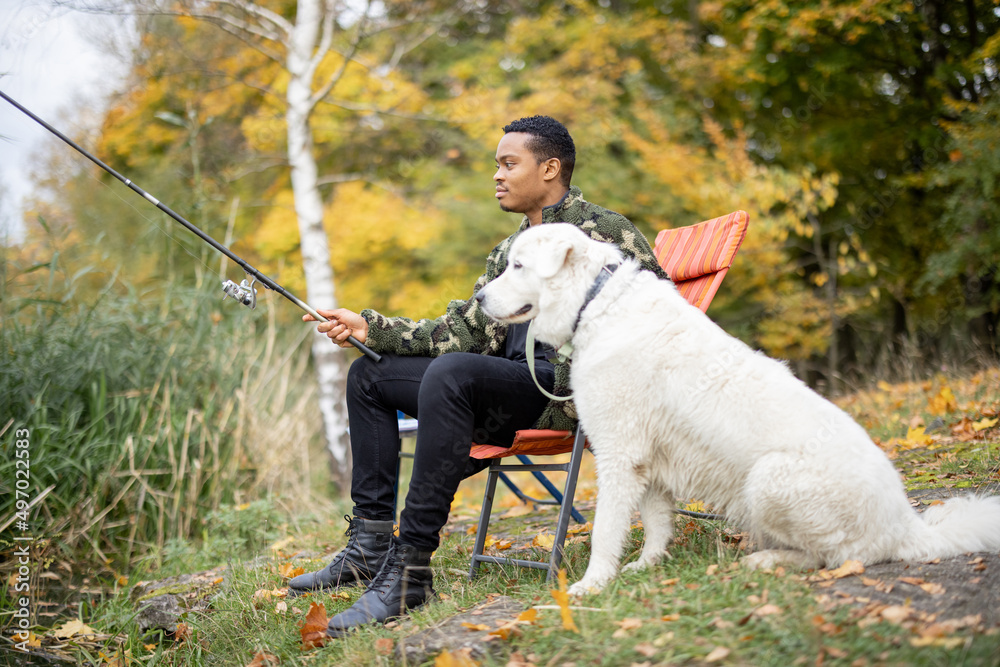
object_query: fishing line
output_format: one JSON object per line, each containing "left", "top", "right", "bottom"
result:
{"left": 1, "top": 89, "right": 380, "bottom": 362}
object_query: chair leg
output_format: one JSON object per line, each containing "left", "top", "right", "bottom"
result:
{"left": 546, "top": 425, "right": 587, "bottom": 581}
{"left": 468, "top": 465, "right": 501, "bottom": 579}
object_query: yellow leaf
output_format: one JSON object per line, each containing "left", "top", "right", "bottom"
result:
{"left": 532, "top": 532, "right": 555, "bottom": 550}
{"left": 705, "top": 646, "right": 731, "bottom": 662}
{"left": 143, "top": 643, "right": 157, "bottom": 651}
{"left": 501, "top": 503, "right": 535, "bottom": 519}
{"left": 269, "top": 536, "right": 295, "bottom": 552}
{"left": 909, "top": 636, "right": 964, "bottom": 649}
{"left": 434, "top": 648, "right": 479, "bottom": 666}
{"left": 517, "top": 609, "right": 538, "bottom": 623}
{"left": 972, "top": 417, "right": 998, "bottom": 431}
{"left": 876, "top": 380, "right": 893, "bottom": 392}
{"left": 53, "top": 619, "right": 97, "bottom": 639}
{"left": 683, "top": 499, "right": 706, "bottom": 513}
{"left": 460, "top": 622, "right": 491, "bottom": 632}
{"left": 904, "top": 427, "right": 934, "bottom": 447}
{"left": 821, "top": 559, "right": 865, "bottom": 580}
{"left": 550, "top": 569, "right": 579, "bottom": 633}
{"left": 927, "top": 386, "right": 957, "bottom": 415}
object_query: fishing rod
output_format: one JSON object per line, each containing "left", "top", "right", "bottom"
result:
{"left": 1, "top": 89, "right": 380, "bottom": 362}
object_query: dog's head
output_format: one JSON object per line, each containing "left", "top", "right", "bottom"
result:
{"left": 476, "top": 223, "right": 623, "bottom": 346}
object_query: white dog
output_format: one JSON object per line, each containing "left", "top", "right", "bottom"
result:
{"left": 476, "top": 223, "right": 1000, "bottom": 595}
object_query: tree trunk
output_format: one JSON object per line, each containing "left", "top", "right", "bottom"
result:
{"left": 286, "top": 0, "right": 352, "bottom": 490}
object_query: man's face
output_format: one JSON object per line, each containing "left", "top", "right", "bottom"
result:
{"left": 494, "top": 132, "right": 549, "bottom": 214}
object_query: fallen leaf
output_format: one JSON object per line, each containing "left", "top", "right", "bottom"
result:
{"left": 909, "top": 636, "right": 965, "bottom": 649}
{"left": 374, "top": 638, "right": 394, "bottom": 655}
{"left": 299, "top": 602, "right": 329, "bottom": 650}
{"left": 246, "top": 651, "right": 279, "bottom": 667}
{"left": 274, "top": 601, "right": 288, "bottom": 614}
{"left": 919, "top": 582, "right": 945, "bottom": 595}
{"left": 823, "top": 560, "right": 865, "bottom": 580}
{"left": 634, "top": 642, "right": 657, "bottom": 657}
{"left": 661, "top": 613, "right": 681, "bottom": 622}
{"left": 517, "top": 609, "right": 538, "bottom": 623}
{"left": 753, "top": 604, "right": 783, "bottom": 617}
{"left": 501, "top": 503, "right": 534, "bottom": 519}
{"left": 684, "top": 499, "right": 706, "bottom": 513}
{"left": 53, "top": 619, "right": 97, "bottom": 639}
{"left": 435, "top": 647, "right": 480, "bottom": 666}
{"left": 532, "top": 532, "right": 555, "bottom": 550}
{"left": 706, "top": 564, "right": 719, "bottom": 576}
{"left": 503, "top": 651, "right": 533, "bottom": 667}
{"left": 904, "top": 426, "right": 934, "bottom": 447}
{"left": 612, "top": 617, "right": 643, "bottom": 638}
{"left": 973, "top": 417, "right": 998, "bottom": 431}
{"left": 461, "top": 622, "right": 491, "bottom": 632}
{"left": 143, "top": 643, "right": 157, "bottom": 651}
{"left": 252, "top": 587, "right": 287, "bottom": 606}
{"left": 927, "top": 386, "right": 957, "bottom": 415}
{"left": 269, "top": 536, "right": 295, "bottom": 552}
{"left": 550, "top": 570, "right": 579, "bottom": 633}
{"left": 880, "top": 605, "right": 913, "bottom": 625}
{"left": 277, "top": 563, "right": 305, "bottom": 579}
{"left": 705, "top": 646, "right": 731, "bottom": 662}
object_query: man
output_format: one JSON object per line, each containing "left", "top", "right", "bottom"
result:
{"left": 295, "top": 116, "right": 669, "bottom": 637}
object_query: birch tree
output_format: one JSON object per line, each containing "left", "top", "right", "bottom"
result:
{"left": 112, "top": 0, "right": 443, "bottom": 487}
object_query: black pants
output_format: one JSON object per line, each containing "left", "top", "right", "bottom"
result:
{"left": 346, "top": 352, "right": 555, "bottom": 552}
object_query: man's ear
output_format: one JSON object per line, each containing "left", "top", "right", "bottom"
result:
{"left": 534, "top": 239, "right": 573, "bottom": 278}
{"left": 541, "top": 157, "right": 561, "bottom": 183}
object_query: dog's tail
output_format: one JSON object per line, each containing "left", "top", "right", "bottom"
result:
{"left": 896, "top": 494, "right": 1000, "bottom": 561}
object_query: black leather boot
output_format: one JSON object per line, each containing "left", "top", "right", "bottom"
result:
{"left": 325, "top": 537, "right": 435, "bottom": 637}
{"left": 287, "top": 515, "right": 394, "bottom": 597}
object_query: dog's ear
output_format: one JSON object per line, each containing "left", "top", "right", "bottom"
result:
{"left": 533, "top": 238, "right": 574, "bottom": 279}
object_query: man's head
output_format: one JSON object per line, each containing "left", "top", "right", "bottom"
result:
{"left": 494, "top": 116, "right": 576, "bottom": 223}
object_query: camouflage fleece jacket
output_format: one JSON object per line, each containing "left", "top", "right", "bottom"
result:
{"left": 360, "top": 186, "right": 669, "bottom": 431}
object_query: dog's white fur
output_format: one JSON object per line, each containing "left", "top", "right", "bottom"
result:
{"left": 477, "top": 223, "right": 1000, "bottom": 595}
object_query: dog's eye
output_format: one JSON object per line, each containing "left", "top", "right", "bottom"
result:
{"left": 512, "top": 261, "right": 523, "bottom": 270}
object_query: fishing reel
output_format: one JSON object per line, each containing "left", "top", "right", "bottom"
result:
{"left": 221, "top": 275, "right": 258, "bottom": 309}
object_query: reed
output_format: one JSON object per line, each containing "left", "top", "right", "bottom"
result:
{"left": 0, "top": 247, "right": 326, "bottom": 570}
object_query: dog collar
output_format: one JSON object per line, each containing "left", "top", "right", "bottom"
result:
{"left": 572, "top": 262, "right": 620, "bottom": 334}
{"left": 542, "top": 262, "right": 621, "bottom": 367}
{"left": 525, "top": 262, "right": 621, "bottom": 403}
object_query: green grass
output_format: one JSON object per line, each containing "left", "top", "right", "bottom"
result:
{"left": 4, "top": 245, "right": 999, "bottom": 665}
{"left": 78, "top": 510, "right": 1000, "bottom": 666}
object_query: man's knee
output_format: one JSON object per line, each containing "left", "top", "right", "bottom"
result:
{"left": 347, "top": 354, "right": 378, "bottom": 398}
{"left": 420, "top": 354, "right": 470, "bottom": 396}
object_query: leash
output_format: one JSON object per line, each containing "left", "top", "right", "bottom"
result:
{"left": 524, "top": 263, "right": 619, "bottom": 402}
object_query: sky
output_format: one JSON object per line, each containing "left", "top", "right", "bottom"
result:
{"left": 0, "top": 1, "right": 129, "bottom": 243}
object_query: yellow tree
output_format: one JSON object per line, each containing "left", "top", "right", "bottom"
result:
{"left": 90, "top": 0, "right": 455, "bottom": 486}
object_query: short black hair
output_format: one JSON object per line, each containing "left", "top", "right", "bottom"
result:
{"left": 502, "top": 116, "right": 575, "bottom": 187}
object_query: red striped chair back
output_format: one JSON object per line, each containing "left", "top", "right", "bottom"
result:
{"left": 654, "top": 210, "right": 749, "bottom": 313}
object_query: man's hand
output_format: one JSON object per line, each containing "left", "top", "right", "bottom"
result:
{"left": 304, "top": 308, "right": 369, "bottom": 348}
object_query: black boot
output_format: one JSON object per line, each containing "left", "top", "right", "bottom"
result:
{"left": 287, "top": 515, "right": 394, "bottom": 597}
{"left": 325, "top": 537, "right": 435, "bottom": 638}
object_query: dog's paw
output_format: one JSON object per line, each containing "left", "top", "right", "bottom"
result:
{"left": 568, "top": 575, "right": 612, "bottom": 596}
{"left": 741, "top": 552, "right": 776, "bottom": 571}
{"left": 743, "top": 549, "right": 820, "bottom": 571}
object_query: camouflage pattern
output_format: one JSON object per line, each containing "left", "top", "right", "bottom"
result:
{"left": 360, "top": 186, "right": 669, "bottom": 431}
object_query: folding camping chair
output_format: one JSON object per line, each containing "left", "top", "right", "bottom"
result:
{"left": 467, "top": 210, "right": 750, "bottom": 581}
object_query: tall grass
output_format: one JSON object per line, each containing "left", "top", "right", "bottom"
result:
{"left": 0, "top": 247, "right": 326, "bottom": 570}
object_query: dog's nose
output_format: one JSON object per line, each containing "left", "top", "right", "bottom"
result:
{"left": 474, "top": 291, "right": 485, "bottom": 303}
